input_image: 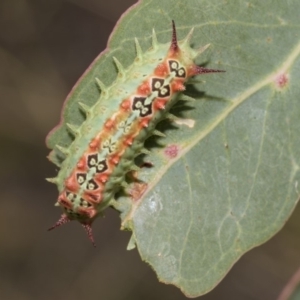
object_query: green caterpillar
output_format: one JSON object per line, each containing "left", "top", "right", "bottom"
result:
{"left": 46, "top": 21, "right": 224, "bottom": 245}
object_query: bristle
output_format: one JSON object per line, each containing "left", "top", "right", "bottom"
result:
{"left": 166, "top": 113, "right": 179, "bottom": 121}
{"left": 170, "top": 20, "right": 179, "bottom": 53}
{"left": 140, "top": 148, "right": 151, "bottom": 155}
{"left": 134, "top": 38, "right": 143, "bottom": 60}
{"left": 78, "top": 102, "right": 91, "bottom": 114}
{"left": 181, "top": 27, "right": 194, "bottom": 47}
{"left": 113, "top": 57, "right": 125, "bottom": 77}
{"left": 82, "top": 223, "right": 96, "bottom": 247}
{"left": 196, "top": 44, "right": 211, "bottom": 57}
{"left": 180, "top": 94, "right": 196, "bottom": 102}
{"left": 118, "top": 158, "right": 131, "bottom": 169}
{"left": 46, "top": 177, "right": 58, "bottom": 184}
{"left": 66, "top": 123, "right": 79, "bottom": 136}
{"left": 152, "top": 28, "right": 158, "bottom": 49}
{"left": 191, "top": 65, "right": 226, "bottom": 76}
{"left": 111, "top": 176, "right": 123, "bottom": 184}
{"left": 127, "top": 234, "right": 137, "bottom": 250}
{"left": 95, "top": 77, "right": 107, "bottom": 93}
{"left": 130, "top": 165, "right": 140, "bottom": 172}
{"left": 47, "top": 152, "right": 61, "bottom": 167}
{"left": 56, "top": 145, "right": 69, "bottom": 155}
{"left": 120, "top": 181, "right": 129, "bottom": 188}
{"left": 48, "top": 214, "right": 70, "bottom": 231}
{"left": 153, "top": 130, "right": 166, "bottom": 137}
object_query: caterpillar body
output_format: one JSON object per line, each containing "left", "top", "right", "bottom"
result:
{"left": 47, "top": 21, "right": 224, "bottom": 245}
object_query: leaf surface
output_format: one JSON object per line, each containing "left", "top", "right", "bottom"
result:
{"left": 47, "top": 0, "right": 300, "bottom": 297}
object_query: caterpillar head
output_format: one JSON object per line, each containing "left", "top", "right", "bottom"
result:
{"left": 48, "top": 189, "right": 99, "bottom": 246}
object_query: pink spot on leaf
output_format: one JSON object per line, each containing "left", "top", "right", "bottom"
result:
{"left": 164, "top": 144, "right": 179, "bottom": 159}
{"left": 274, "top": 72, "right": 289, "bottom": 89}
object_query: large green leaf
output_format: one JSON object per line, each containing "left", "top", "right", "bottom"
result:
{"left": 46, "top": 0, "right": 300, "bottom": 297}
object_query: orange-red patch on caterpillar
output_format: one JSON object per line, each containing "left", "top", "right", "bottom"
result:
{"left": 95, "top": 173, "right": 109, "bottom": 184}
{"left": 78, "top": 207, "right": 97, "bottom": 218}
{"left": 64, "top": 174, "right": 79, "bottom": 192}
{"left": 104, "top": 119, "right": 115, "bottom": 130}
{"left": 109, "top": 154, "right": 121, "bottom": 165}
{"left": 154, "top": 98, "right": 167, "bottom": 110}
{"left": 77, "top": 156, "right": 87, "bottom": 171}
{"left": 137, "top": 81, "right": 151, "bottom": 95}
{"left": 124, "top": 135, "right": 134, "bottom": 146}
{"left": 83, "top": 191, "right": 103, "bottom": 204}
{"left": 154, "top": 62, "right": 169, "bottom": 77}
{"left": 89, "top": 135, "right": 102, "bottom": 151}
{"left": 58, "top": 196, "right": 72, "bottom": 209}
{"left": 172, "top": 79, "right": 185, "bottom": 92}
{"left": 139, "top": 117, "right": 151, "bottom": 128}
{"left": 120, "top": 99, "right": 131, "bottom": 111}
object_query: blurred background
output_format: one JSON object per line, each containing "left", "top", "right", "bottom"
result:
{"left": 0, "top": 0, "right": 300, "bottom": 299}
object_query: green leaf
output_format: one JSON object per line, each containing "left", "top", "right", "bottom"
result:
{"left": 46, "top": 0, "right": 300, "bottom": 297}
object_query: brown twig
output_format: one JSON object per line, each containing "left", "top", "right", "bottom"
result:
{"left": 277, "top": 267, "right": 300, "bottom": 300}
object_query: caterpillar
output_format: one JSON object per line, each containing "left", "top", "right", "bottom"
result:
{"left": 47, "top": 21, "right": 224, "bottom": 246}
